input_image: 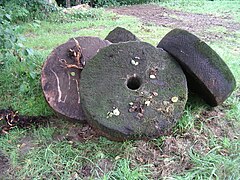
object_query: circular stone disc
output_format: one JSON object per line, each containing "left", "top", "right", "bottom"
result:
{"left": 105, "top": 27, "right": 140, "bottom": 43}
{"left": 80, "top": 41, "right": 188, "bottom": 141}
{"left": 157, "top": 28, "right": 236, "bottom": 106}
{"left": 41, "top": 36, "right": 111, "bottom": 121}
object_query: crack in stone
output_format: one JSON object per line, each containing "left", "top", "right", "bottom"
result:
{"left": 75, "top": 79, "right": 80, "bottom": 104}
{"left": 51, "top": 68, "right": 67, "bottom": 103}
{"left": 67, "top": 72, "right": 71, "bottom": 90}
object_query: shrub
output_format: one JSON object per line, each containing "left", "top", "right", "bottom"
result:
{"left": 0, "top": 7, "right": 34, "bottom": 65}
{"left": 1, "top": 0, "right": 58, "bottom": 23}
{"left": 0, "top": 8, "right": 22, "bottom": 60}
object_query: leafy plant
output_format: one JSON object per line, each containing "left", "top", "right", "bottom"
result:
{"left": 1, "top": 0, "right": 58, "bottom": 23}
{"left": 0, "top": 7, "right": 26, "bottom": 63}
{"left": 49, "top": 7, "right": 109, "bottom": 23}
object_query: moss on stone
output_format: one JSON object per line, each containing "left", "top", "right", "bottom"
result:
{"left": 105, "top": 27, "right": 140, "bottom": 43}
{"left": 80, "top": 41, "right": 187, "bottom": 141}
{"left": 157, "top": 28, "right": 236, "bottom": 106}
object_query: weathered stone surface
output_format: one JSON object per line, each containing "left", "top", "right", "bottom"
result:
{"left": 80, "top": 41, "right": 188, "bottom": 141}
{"left": 157, "top": 28, "right": 236, "bottom": 106}
{"left": 105, "top": 27, "right": 140, "bottom": 43}
{"left": 41, "top": 36, "right": 111, "bottom": 121}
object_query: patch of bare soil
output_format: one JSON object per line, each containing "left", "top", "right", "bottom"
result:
{"left": 65, "top": 123, "right": 100, "bottom": 142}
{"left": 0, "top": 150, "right": 11, "bottom": 179}
{"left": 124, "top": 104, "right": 239, "bottom": 178}
{"left": 201, "top": 106, "right": 239, "bottom": 140}
{"left": 18, "top": 136, "right": 35, "bottom": 156}
{"left": 9, "top": 103, "right": 238, "bottom": 179}
{"left": 9, "top": 117, "right": 99, "bottom": 149}
{"left": 109, "top": 5, "right": 240, "bottom": 42}
{"left": 52, "top": 121, "right": 100, "bottom": 143}
{"left": 127, "top": 131, "right": 204, "bottom": 178}
{"left": 77, "top": 158, "right": 113, "bottom": 179}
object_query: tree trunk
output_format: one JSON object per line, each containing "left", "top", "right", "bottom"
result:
{"left": 75, "top": 0, "right": 80, "bottom": 5}
{"left": 90, "top": 0, "right": 94, "bottom": 7}
{"left": 66, "top": 0, "right": 71, "bottom": 8}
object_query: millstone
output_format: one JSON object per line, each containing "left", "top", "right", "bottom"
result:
{"left": 105, "top": 27, "right": 140, "bottom": 43}
{"left": 41, "top": 36, "right": 110, "bottom": 121}
{"left": 157, "top": 28, "right": 236, "bottom": 106}
{"left": 80, "top": 41, "right": 188, "bottom": 141}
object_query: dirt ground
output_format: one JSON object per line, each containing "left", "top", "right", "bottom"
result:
{"left": 0, "top": 150, "right": 11, "bottom": 179}
{"left": 2, "top": 105, "right": 236, "bottom": 179}
{"left": 109, "top": 5, "right": 240, "bottom": 42}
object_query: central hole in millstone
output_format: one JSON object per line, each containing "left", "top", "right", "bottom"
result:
{"left": 127, "top": 75, "right": 142, "bottom": 90}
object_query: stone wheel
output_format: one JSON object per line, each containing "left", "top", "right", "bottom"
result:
{"left": 157, "top": 28, "right": 236, "bottom": 106}
{"left": 41, "top": 36, "right": 110, "bottom": 121}
{"left": 105, "top": 27, "right": 140, "bottom": 43}
{"left": 80, "top": 41, "right": 188, "bottom": 141}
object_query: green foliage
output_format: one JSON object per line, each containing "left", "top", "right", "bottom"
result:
{"left": 49, "top": 8, "right": 108, "bottom": 23}
{"left": 1, "top": 0, "right": 58, "bottom": 23}
{"left": 0, "top": 7, "right": 24, "bottom": 60}
{"left": 0, "top": 52, "right": 52, "bottom": 116}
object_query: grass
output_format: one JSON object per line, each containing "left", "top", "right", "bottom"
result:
{"left": 182, "top": 141, "right": 240, "bottom": 180}
{"left": 105, "top": 159, "right": 150, "bottom": 180}
{"left": 158, "top": 0, "right": 240, "bottom": 21}
{"left": 0, "top": 0, "right": 240, "bottom": 179}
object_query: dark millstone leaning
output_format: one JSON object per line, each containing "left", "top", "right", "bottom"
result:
{"left": 105, "top": 27, "right": 140, "bottom": 43}
{"left": 80, "top": 41, "right": 188, "bottom": 141}
{"left": 157, "top": 28, "right": 236, "bottom": 106}
{"left": 41, "top": 36, "right": 111, "bottom": 121}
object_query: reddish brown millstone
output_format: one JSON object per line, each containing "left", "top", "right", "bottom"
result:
{"left": 80, "top": 41, "right": 188, "bottom": 141}
{"left": 41, "top": 36, "right": 111, "bottom": 121}
{"left": 105, "top": 27, "right": 140, "bottom": 43}
{"left": 157, "top": 28, "right": 236, "bottom": 106}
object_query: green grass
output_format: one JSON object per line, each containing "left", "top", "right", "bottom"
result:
{"left": 158, "top": 0, "right": 240, "bottom": 21}
{"left": 0, "top": 1, "right": 240, "bottom": 179}
{"left": 106, "top": 159, "right": 150, "bottom": 180}
{"left": 0, "top": 52, "right": 53, "bottom": 116}
{"left": 176, "top": 141, "right": 240, "bottom": 180}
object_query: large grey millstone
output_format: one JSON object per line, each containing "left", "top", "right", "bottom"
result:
{"left": 41, "top": 36, "right": 110, "bottom": 121}
{"left": 80, "top": 41, "right": 188, "bottom": 141}
{"left": 105, "top": 27, "right": 140, "bottom": 43}
{"left": 157, "top": 28, "right": 236, "bottom": 106}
